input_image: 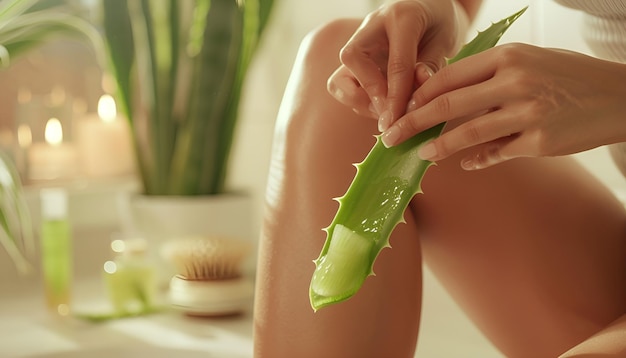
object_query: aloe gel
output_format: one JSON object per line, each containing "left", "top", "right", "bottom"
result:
{"left": 310, "top": 224, "right": 373, "bottom": 300}
{"left": 309, "top": 8, "right": 528, "bottom": 311}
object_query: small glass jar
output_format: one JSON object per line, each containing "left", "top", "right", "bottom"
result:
{"left": 103, "top": 238, "right": 156, "bottom": 314}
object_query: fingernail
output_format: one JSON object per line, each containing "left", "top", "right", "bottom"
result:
{"left": 371, "top": 96, "right": 384, "bottom": 115}
{"left": 378, "top": 110, "right": 392, "bottom": 132}
{"left": 423, "top": 65, "right": 434, "bottom": 78}
{"left": 406, "top": 99, "right": 417, "bottom": 112}
{"left": 381, "top": 126, "right": 400, "bottom": 148}
{"left": 415, "top": 63, "right": 435, "bottom": 84}
{"left": 418, "top": 142, "right": 437, "bottom": 160}
{"left": 461, "top": 157, "right": 477, "bottom": 170}
{"left": 332, "top": 87, "right": 345, "bottom": 100}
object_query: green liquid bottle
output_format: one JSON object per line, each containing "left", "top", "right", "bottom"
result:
{"left": 40, "top": 188, "right": 72, "bottom": 316}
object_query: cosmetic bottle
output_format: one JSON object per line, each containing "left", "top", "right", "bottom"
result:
{"left": 40, "top": 188, "right": 72, "bottom": 316}
{"left": 103, "top": 238, "right": 156, "bottom": 314}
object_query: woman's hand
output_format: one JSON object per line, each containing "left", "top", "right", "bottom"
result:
{"left": 381, "top": 43, "right": 626, "bottom": 170}
{"left": 326, "top": 0, "right": 468, "bottom": 132}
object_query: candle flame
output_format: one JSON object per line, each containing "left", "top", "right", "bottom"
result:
{"left": 97, "top": 94, "right": 117, "bottom": 123}
{"left": 44, "top": 118, "right": 63, "bottom": 146}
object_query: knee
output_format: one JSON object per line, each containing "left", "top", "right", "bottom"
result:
{"left": 296, "top": 18, "right": 361, "bottom": 71}
{"left": 276, "top": 18, "right": 362, "bottom": 121}
{"left": 273, "top": 18, "right": 370, "bottom": 146}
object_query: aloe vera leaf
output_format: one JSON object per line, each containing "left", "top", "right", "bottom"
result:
{"left": 309, "top": 7, "right": 527, "bottom": 311}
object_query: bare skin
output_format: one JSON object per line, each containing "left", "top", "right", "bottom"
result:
{"left": 560, "top": 314, "right": 626, "bottom": 357}
{"left": 253, "top": 18, "right": 626, "bottom": 358}
{"left": 254, "top": 0, "right": 626, "bottom": 356}
{"left": 254, "top": 21, "right": 423, "bottom": 358}
{"left": 387, "top": 45, "right": 626, "bottom": 170}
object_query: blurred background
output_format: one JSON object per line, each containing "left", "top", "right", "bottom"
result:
{"left": 0, "top": 0, "right": 623, "bottom": 357}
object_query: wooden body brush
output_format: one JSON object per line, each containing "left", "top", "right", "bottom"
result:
{"left": 161, "top": 236, "right": 254, "bottom": 316}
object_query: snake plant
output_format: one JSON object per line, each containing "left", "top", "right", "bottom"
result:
{"left": 101, "top": 0, "right": 274, "bottom": 195}
{"left": 310, "top": 7, "right": 528, "bottom": 311}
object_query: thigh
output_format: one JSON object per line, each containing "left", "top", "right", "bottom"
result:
{"left": 413, "top": 147, "right": 626, "bottom": 357}
{"left": 254, "top": 19, "right": 423, "bottom": 358}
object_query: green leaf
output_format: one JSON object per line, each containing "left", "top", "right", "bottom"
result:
{"left": 0, "top": 151, "right": 34, "bottom": 275}
{"left": 102, "top": 0, "right": 275, "bottom": 196}
{"left": 102, "top": 1, "right": 135, "bottom": 120}
{"left": 309, "top": 7, "right": 528, "bottom": 311}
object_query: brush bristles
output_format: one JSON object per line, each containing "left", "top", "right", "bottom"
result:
{"left": 161, "top": 236, "right": 251, "bottom": 280}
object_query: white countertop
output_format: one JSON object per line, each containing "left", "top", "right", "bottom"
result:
{"left": 1, "top": 264, "right": 503, "bottom": 358}
{"left": 0, "top": 278, "right": 254, "bottom": 358}
{"left": 0, "top": 210, "right": 255, "bottom": 358}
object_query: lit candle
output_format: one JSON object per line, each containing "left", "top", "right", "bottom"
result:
{"left": 77, "top": 94, "right": 134, "bottom": 177}
{"left": 28, "top": 118, "right": 78, "bottom": 181}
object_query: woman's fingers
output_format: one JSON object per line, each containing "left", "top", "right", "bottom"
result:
{"left": 326, "top": 1, "right": 465, "bottom": 133}
{"left": 458, "top": 133, "right": 537, "bottom": 170}
{"left": 327, "top": 61, "right": 438, "bottom": 122}
{"left": 413, "top": 49, "right": 499, "bottom": 109}
{"left": 337, "top": 1, "right": 457, "bottom": 130}
{"left": 459, "top": 138, "right": 517, "bottom": 170}
{"left": 327, "top": 66, "right": 377, "bottom": 118}
{"left": 338, "top": 20, "right": 389, "bottom": 114}
{"left": 416, "top": 108, "right": 527, "bottom": 162}
{"left": 378, "top": 3, "right": 424, "bottom": 130}
{"left": 380, "top": 48, "right": 504, "bottom": 148}
{"left": 382, "top": 84, "right": 505, "bottom": 148}
{"left": 376, "top": 42, "right": 626, "bottom": 170}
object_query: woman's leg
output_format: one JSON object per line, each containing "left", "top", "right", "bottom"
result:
{"left": 254, "top": 16, "right": 626, "bottom": 358}
{"left": 253, "top": 19, "right": 423, "bottom": 358}
{"left": 413, "top": 138, "right": 626, "bottom": 356}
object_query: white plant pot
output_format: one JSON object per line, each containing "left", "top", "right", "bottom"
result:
{"left": 118, "top": 192, "right": 254, "bottom": 287}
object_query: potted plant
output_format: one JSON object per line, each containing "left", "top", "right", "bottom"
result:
{"left": 0, "top": 0, "right": 103, "bottom": 274}
{"left": 99, "top": 0, "right": 275, "bottom": 281}
{"left": 101, "top": 0, "right": 274, "bottom": 196}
